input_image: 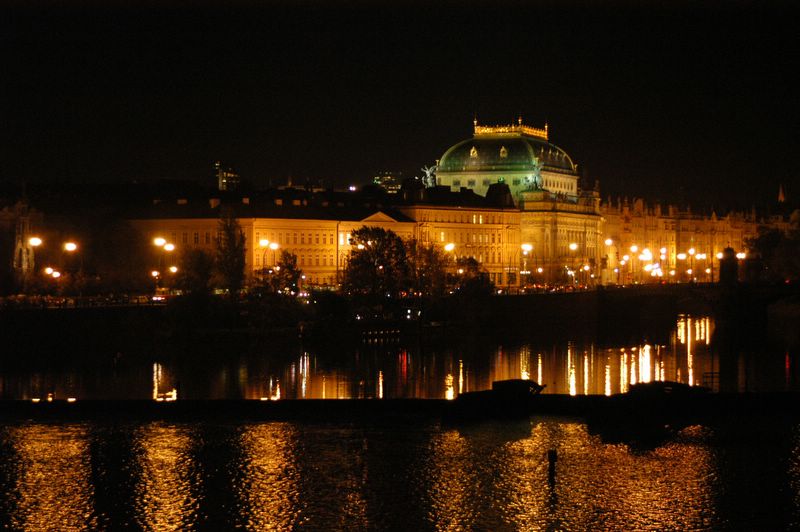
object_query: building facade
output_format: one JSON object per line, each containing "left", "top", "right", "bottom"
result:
{"left": 126, "top": 121, "right": 790, "bottom": 290}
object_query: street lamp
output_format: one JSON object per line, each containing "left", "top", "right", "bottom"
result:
{"left": 521, "top": 243, "right": 533, "bottom": 287}
{"left": 29, "top": 237, "right": 43, "bottom": 247}
{"left": 568, "top": 243, "right": 578, "bottom": 287}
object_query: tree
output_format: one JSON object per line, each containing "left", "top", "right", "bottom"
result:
{"left": 267, "top": 250, "right": 303, "bottom": 294}
{"left": 746, "top": 225, "right": 800, "bottom": 282}
{"left": 214, "top": 208, "right": 246, "bottom": 295}
{"left": 453, "top": 256, "right": 494, "bottom": 296}
{"left": 342, "top": 226, "right": 410, "bottom": 302}
{"left": 406, "top": 239, "right": 448, "bottom": 297}
{"left": 177, "top": 248, "right": 214, "bottom": 295}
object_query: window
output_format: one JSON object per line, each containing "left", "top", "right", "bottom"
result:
{"left": 205, "top": 232, "right": 211, "bottom": 244}
{"left": 453, "top": 180, "right": 461, "bottom": 186}
{"left": 467, "top": 179, "right": 476, "bottom": 187}
{"left": 301, "top": 234, "right": 305, "bottom": 244}
{"left": 193, "top": 232, "right": 199, "bottom": 245}
{"left": 482, "top": 179, "right": 491, "bottom": 186}
{"left": 315, "top": 234, "right": 320, "bottom": 244}
{"left": 512, "top": 178, "right": 521, "bottom": 186}
{"left": 293, "top": 234, "right": 298, "bottom": 244}
{"left": 182, "top": 232, "right": 188, "bottom": 244}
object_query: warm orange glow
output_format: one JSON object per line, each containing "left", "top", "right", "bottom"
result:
{"left": 163, "top": 243, "right": 175, "bottom": 252}
{"left": 64, "top": 242, "right": 77, "bottom": 252}
{"left": 153, "top": 237, "right": 166, "bottom": 247}
{"left": 28, "top": 237, "right": 42, "bottom": 247}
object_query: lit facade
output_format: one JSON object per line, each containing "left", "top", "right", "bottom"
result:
{"left": 127, "top": 121, "right": 790, "bottom": 289}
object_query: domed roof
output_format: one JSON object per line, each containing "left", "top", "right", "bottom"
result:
{"left": 437, "top": 121, "right": 577, "bottom": 175}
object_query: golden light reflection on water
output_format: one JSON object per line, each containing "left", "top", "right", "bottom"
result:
{"left": 230, "top": 315, "right": 721, "bottom": 399}
{"left": 424, "top": 430, "right": 478, "bottom": 530}
{"left": 4, "top": 424, "right": 97, "bottom": 531}
{"left": 430, "top": 420, "right": 719, "bottom": 530}
{"left": 235, "top": 423, "right": 300, "bottom": 530}
{"left": 133, "top": 423, "right": 199, "bottom": 531}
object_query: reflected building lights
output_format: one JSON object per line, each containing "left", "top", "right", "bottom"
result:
{"left": 621, "top": 350, "right": 628, "bottom": 393}
{"left": 235, "top": 424, "right": 300, "bottom": 530}
{"left": 641, "top": 344, "right": 652, "bottom": 384}
{"left": 537, "top": 353, "right": 543, "bottom": 385}
{"left": 445, "top": 374, "right": 455, "bottom": 400}
{"left": 568, "top": 345, "right": 577, "bottom": 396}
{"left": 605, "top": 364, "right": 611, "bottom": 396}
{"left": 152, "top": 363, "right": 177, "bottom": 402}
{"left": 378, "top": 370, "right": 384, "bottom": 399}
{"left": 458, "top": 360, "right": 464, "bottom": 395}
{"left": 583, "top": 353, "right": 589, "bottom": 395}
{"left": 521, "top": 349, "right": 531, "bottom": 381}
{"left": 7, "top": 426, "right": 96, "bottom": 531}
{"left": 134, "top": 424, "right": 198, "bottom": 530}
{"left": 687, "top": 317, "right": 694, "bottom": 386}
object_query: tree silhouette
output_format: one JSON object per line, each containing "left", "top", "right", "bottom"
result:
{"left": 342, "top": 226, "right": 410, "bottom": 303}
{"left": 214, "top": 208, "right": 246, "bottom": 295}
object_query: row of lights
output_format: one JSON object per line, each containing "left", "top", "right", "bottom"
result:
{"left": 29, "top": 237, "right": 79, "bottom": 279}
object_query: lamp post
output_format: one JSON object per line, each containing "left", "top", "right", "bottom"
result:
{"left": 630, "top": 245, "right": 639, "bottom": 283}
{"left": 444, "top": 242, "right": 456, "bottom": 289}
{"left": 521, "top": 243, "right": 532, "bottom": 288}
{"left": 152, "top": 237, "right": 175, "bottom": 292}
{"left": 568, "top": 242, "right": 578, "bottom": 287}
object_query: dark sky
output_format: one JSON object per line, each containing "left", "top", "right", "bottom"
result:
{"left": 2, "top": 2, "right": 798, "bottom": 209}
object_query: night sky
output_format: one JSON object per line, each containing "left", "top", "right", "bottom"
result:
{"left": 2, "top": 2, "right": 798, "bottom": 210}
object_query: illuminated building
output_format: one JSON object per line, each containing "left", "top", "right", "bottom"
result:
{"left": 128, "top": 121, "right": 794, "bottom": 289}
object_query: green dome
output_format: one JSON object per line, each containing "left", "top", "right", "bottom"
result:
{"left": 438, "top": 127, "right": 577, "bottom": 175}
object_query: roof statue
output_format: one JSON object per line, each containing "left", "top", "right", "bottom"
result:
{"left": 523, "top": 157, "right": 543, "bottom": 191}
{"left": 421, "top": 164, "right": 438, "bottom": 188}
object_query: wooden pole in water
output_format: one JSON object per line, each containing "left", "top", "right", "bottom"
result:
{"left": 547, "top": 449, "right": 557, "bottom": 485}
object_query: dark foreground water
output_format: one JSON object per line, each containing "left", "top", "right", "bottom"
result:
{"left": 1, "top": 418, "right": 799, "bottom": 530}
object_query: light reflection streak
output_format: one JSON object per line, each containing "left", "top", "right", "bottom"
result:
{"left": 458, "top": 360, "right": 464, "bottom": 395}
{"left": 568, "top": 345, "right": 577, "bottom": 396}
{"left": 688, "top": 316, "right": 694, "bottom": 386}
{"left": 640, "top": 345, "right": 652, "bottom": 384}
{"left": 621, "top": 350, "right": 628, "bottom": 393}
{"left": 235, "top": 423, "right": 300, "bottom": 530}
{"left": 583, "top": 353, "right": 589, "bottom": 395}
{"left": 537, "top": 353, "right": 543, "bottom": 385}
{"left": 605, "top": 364, "right": 611, "bottom": 396}
{"left": 487, "top": 421, "right": 719, "bottom": 530}
{"left": 133, "top": 423, "right": 199, "bottom": 531}
{"left": 445, "top": 374, "right": 455, "bottom": 400}
{"left": 425, "top": 430, "right": 477, "bottom": 530}
{"left": 521, "top": 348, "right": 531, "bottom": 381}
{"left": 5, "top": 425, "right": 97, "bottom": 531}
{"left": 378, "top": 370, "right": 384, "bottom": 399}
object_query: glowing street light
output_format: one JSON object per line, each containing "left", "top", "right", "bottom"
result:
{"left": 444, "top": 242, "right": 455, "bottom": 252}
{"left": 163, "top": 243, "right": 175, "bottom": 252}
{"left": 64, "top": 242, "right": 78, "bottom": 252}
{"left": 153, "top": 237, "right": 166, "bottom": 247}
{"left": 29, "top": 237, "right": 43, "bottom": 247}
{"left": 630, "top": 245, "right": 638, "bottom": 253}
{"left": 51, "top": 271, "right": 61, "bottom": 279}
{"left": 605, "top": 238, "right": 613, "bottom": 246}
{"left": 151, "top": 270, "right": 160, "bottom": 278}
{"left": 569, "top": 242, "right": 578, "bottom": 251}
{"left": 169, "top": 266, "right": 178, "bottom": 273}
{"left": 44, "top": 267, "right": 54, "bottom": 275}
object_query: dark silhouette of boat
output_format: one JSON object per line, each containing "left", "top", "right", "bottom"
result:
{"left": 446, "top": 379, "right": 546, "bottom": 422}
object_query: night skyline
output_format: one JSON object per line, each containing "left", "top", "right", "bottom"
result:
{"left": 2, "top": 3, "right": 798, "bottom": 210}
